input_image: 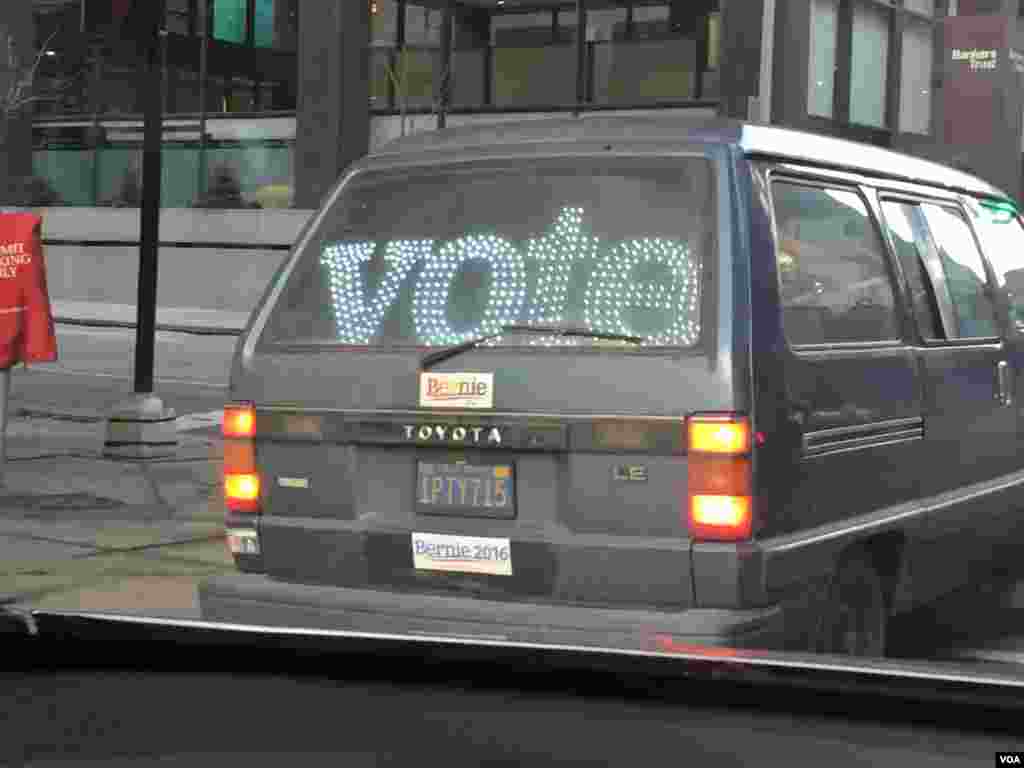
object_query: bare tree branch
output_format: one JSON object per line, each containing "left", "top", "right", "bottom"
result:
{"left": 2, "top": 30, "right": 63, "bottom": 122}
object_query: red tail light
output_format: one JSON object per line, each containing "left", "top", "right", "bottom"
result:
{"left": 224, "top": 473, "right": 260, "bottom": 514}
{"left": 686, "top": 414, "right": 753, "bottom": 542}
{"left": 223, "top": 401, "right": 260, "bottom": 515}
{"left": 223, "top": 402, "right": 256, "bottom": 439}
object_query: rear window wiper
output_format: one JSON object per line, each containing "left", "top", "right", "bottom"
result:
{"left": 420, "top": 324, "right": 643, "bottom": 370}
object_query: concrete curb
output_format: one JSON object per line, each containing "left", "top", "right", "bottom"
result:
{"left": 51, "top": 299, "right": 251, "bottom": 331}
{"left": 55, "top": 316, "right": 243, "bottom": 337}
{"left": 13, "top": 406, "right": 104, "bottom": 423}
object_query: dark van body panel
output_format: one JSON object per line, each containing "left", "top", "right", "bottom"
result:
{"left": 743, "top": 161, "right": 1024, "bottom": 622}
{"left": 236, "top": 350, "right": 736, "bottom": 415}
{"left": 202, "top": 117, "right": 1024, "bottom": 655}
{"left": 699, "top": 157, "right": 1024, "bottom": 624}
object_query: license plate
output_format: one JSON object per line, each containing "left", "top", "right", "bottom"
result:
{"left": 411, "top": 532, "right": 512, "bottom": 576}
{"left": 416, "top": 461, "right": 515, "bottom": 518}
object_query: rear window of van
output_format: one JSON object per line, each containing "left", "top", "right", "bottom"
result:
{"left": 260, "top": 157, "right": 716, "bottom": 350}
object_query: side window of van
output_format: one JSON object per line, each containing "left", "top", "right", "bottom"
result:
{"left": 880, "top": 201, "right": 943, "bottom": 341}
{"left": 969, "top": 200, "right": 1024, "bottom": 333}
{"left": 918, "top": 203, "right": 999, "bottom": 339}
{"left": 772, "top": 181, "right": 900, "bottom": 346}
{"left": 882, "top": 199, "right": 999, "bottom": 340}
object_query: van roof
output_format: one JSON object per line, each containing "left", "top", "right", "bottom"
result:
{"left": 368, "top": 115, "right": 1008, "bottom": 200}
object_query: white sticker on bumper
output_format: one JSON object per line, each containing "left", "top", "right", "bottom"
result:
{"left": 411, "top": 532, "right": 512, "bottom": 576}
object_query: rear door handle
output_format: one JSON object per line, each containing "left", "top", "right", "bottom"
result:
{"left": 997, "top": 360, "right": 1013, "bottom": 407}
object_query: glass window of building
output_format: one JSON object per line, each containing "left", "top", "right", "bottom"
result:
{"left": 492, "top": 11, "right": 573, "bottom": 108}
{"left": 708, "top": 12, "right": 721, "bottom": 71}
{"left": 903, "top": 0, "right": 935, "bottom": 16}
{"left": 557, "top": 8, "right": 579, "bottom": 43}
{"left": 849, "top": 2, "right": 889, "bottom": 128}
{"left": 213, "top": 0, "right": 247, "bottom": 44}
{"left": 585, "top": 8, "right": 626, "bottom": 43}
{"left": 590, "top": 7, "right": 627, "bottom": 103}
{"left": 166, "top": 0, "right": 191, "bottom": 35}
{"left": 450, "top": 5, "right": 489, "bottom": 109}
{"left": 166, "top": 13, "right": 189, "bottom": 36}
{"left": 370, "top": 0, "right": 399, "bottom": 108}
{"left": 276, "top": 0, "right": 299, "bottom": 50}
{"left": 899, "top": 18, "right": 932, "bottom": 134}
{"left": 371, "top": 0, "right": 399, "bottom": 44}
{"left": 631, "top": 4, "right": 671, "bottom": 40}
{"left": 254, "top": 0, "right": 276, "bottom": 48}
{"left": 594, "top": 2, "right": 703, "bottom": 105}
{"left": 491, "top": 12, "right": 554, "bottom": 46}
{"left": 808, "top": 0, "right": 838, "bottom": 118}
{"left": 405, "top": 3, "right": 444, "bottom": 46}
{"left": 395, "top": 2, "right": 446, "bottom": 109}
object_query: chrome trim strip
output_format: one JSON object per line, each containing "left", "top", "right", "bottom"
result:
{"left": 361, "top": 147, "right": 712, "bottom": 172}
{"left": 764, "top": 467, "right": 1024, "bottom": 556}
{"left": 240, "top": 165, "right": 364, "bottom": 371}
{"left": 802, "top": 418, "right": 925, "bottom": 458}
{"left": 803, "top": 417, "right": 924, "bottom": 442}
{"left": 27, "top": 609, "right": 1024, "bottom": 688}
{"left": 802, "top": 433, "right": 924, "bottom": 460}
{"left": 742, "top": 125, "right": 1005, "bottom": 198}
{"left": 257, "top": 406, "right": 691, "bottom": 422}
{"left": 791, "top": 341, "right": 906, "bottom": 353}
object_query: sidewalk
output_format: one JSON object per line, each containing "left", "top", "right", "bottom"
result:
{"left": 0, "top": 405, "right": 232, "bottom": 623}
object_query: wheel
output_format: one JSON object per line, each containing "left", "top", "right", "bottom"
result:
{"left": 814, "top": 550, "right": 889, "bottom": 658}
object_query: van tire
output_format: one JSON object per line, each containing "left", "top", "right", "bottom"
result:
{"left": 814, "top": 550, "right": 888, "bottom": 658}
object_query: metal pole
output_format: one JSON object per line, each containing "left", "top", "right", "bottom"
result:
{"left": 197, "top": 0, "right": 209, "bottom": 202}
{"left": 89, "top": 42, "right": 103, "bottom": 206}
{"left": 438, "top": 2, "right": 453, "bottom": 129}
{"left": 758, "top": 0, "right": 776, "bottom": 124}
{"left": 0, "top": 212, "right": 16, "bottom": 483}
{"left": 0, "top": 366, "right": 10, "bottom": 484}
{"left": 0, "top": 209, "right": 13, "bottom": 483}
{"left": 161, "top": 18, "right": 170, "bottom": 114}
{"left": 134, "top": 17, "right": 166, "bottom": 395}
{"left": 574, "top": 0, "right": 586, "bottom": 115}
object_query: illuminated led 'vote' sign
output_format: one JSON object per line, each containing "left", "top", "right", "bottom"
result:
{"left": 319, "top": 207, "right": 701, "bottom": 347}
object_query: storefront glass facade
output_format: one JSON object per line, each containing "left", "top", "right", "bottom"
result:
{"left": 18, "top": 1, "right": 958, "bottom": 210}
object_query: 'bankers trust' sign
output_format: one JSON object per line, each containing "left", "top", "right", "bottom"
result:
{"left": 951, "top": 47, "right": 998, "bottom": 70}
{"left": 943, "top": 14, "right": 1016, "bottom": 169}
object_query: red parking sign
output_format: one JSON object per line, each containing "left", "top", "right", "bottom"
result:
{"left": 0, "top": 213, "right": 57, "bottom": 368}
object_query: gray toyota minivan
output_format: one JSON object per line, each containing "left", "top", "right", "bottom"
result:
{"left": 199, "top": 116, "right": 1024, "bottom": 657}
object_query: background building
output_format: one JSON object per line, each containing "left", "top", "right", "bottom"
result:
{"left": 0, "top": 1, "right": 981, "bottom": 210}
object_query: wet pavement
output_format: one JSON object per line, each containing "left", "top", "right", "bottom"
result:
{"left": 0, "top": 409, "right": 232, "bottom": 620}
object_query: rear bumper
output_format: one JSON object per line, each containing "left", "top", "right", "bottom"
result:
{"left": 198, "top": 574, "right": 787, "bottom": 652}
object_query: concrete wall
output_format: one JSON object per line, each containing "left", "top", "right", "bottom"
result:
{"left": 38, "top": 208, "right": 312, "bottom": 332}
